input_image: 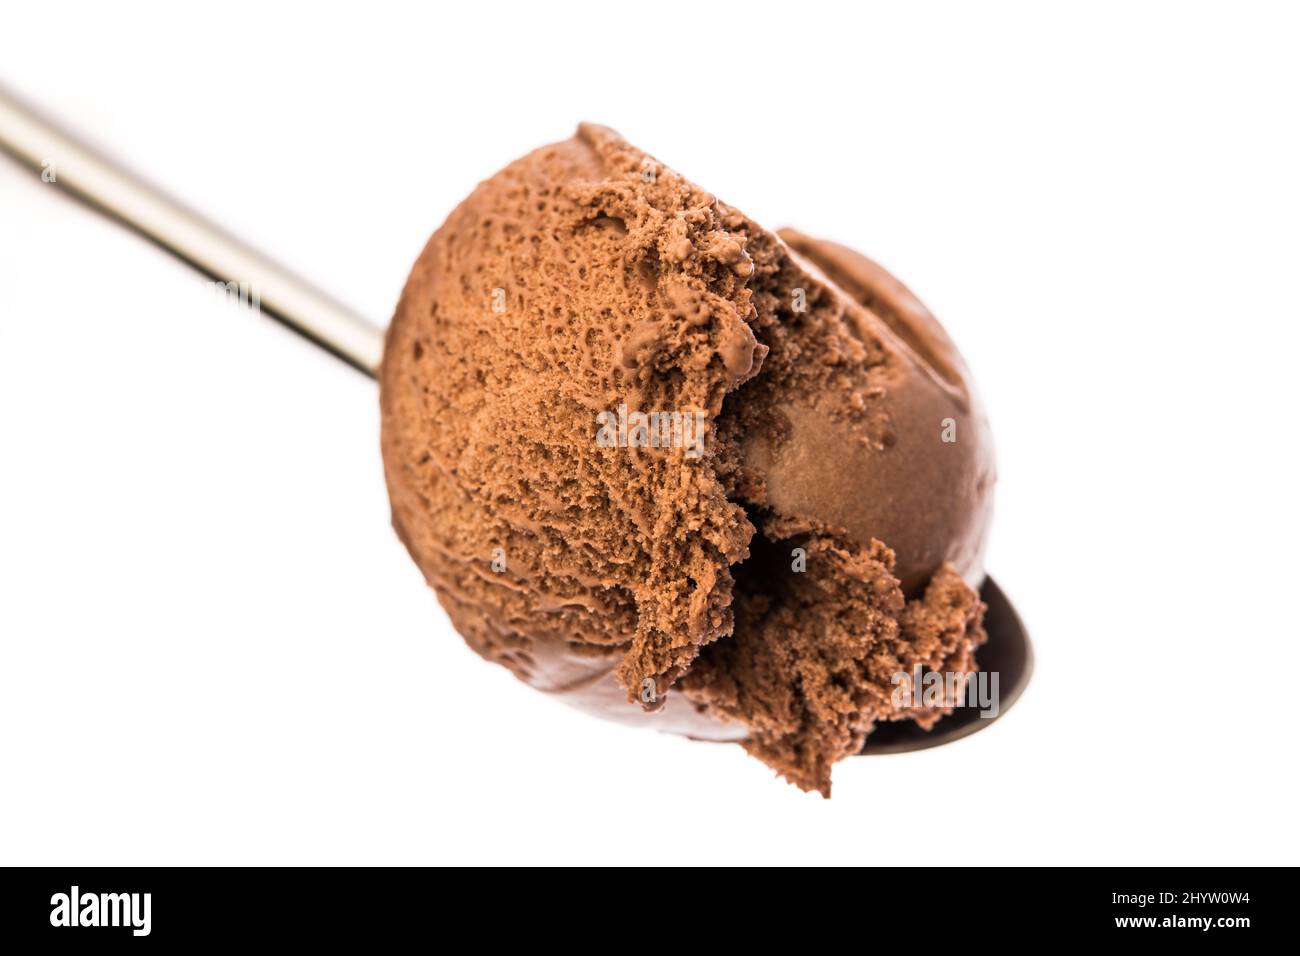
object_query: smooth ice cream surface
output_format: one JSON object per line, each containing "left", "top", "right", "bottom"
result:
{"left": 380, "top": 125, "right": 995, "bottom": 795}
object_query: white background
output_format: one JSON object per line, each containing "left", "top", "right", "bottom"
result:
{"left": 2, "top": 2, "right": 1297, "bottom": 866}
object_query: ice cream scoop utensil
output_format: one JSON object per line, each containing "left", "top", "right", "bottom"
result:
{"left": 1, "top": 91, "right": 1031, "bottom": 770}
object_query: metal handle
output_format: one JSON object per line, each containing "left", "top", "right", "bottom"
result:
{"left": 0, "top": 85, "right": 384, "bottom": 378}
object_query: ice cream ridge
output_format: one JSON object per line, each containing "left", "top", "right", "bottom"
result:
{"left": 380, "top": 124, "right": 995, "bottom": 796}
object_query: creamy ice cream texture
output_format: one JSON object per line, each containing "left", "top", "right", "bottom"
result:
{"left": 380, "top": 125, "right": 995, "bottom": 796}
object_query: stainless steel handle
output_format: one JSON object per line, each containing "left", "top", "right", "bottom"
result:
{"left": 0, "top": 85, "right": 384, "bottom": 378}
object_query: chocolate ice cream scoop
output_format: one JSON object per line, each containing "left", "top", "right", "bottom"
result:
{"left": 1, "top": 92, "right": 1027, "bottom": 797}
{"left": 380, "top": 126, "right": 995, "bottom": 794}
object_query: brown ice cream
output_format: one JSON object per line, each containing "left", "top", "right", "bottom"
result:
{"left": 380, "top": 125, "right": 995, "bottom": 795}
